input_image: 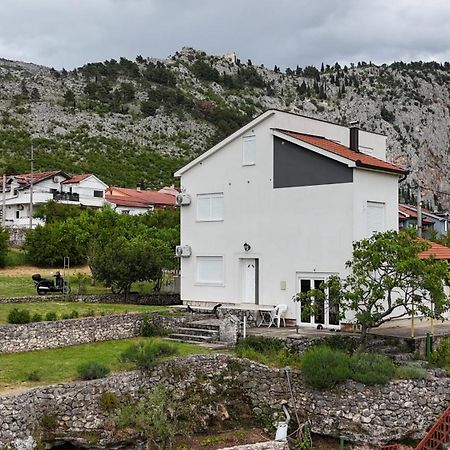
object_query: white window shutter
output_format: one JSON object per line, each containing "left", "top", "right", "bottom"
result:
{"left": 243, "top": 135, "right": 256, "bottom": 165}
{"left": 367, "top": 201, "right": 385, "bottom": 235}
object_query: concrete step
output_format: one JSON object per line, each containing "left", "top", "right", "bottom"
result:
{"left": 186, "top": 321, "right": 220, "bottom": 331}
{"left": 168, "top": 333, "right": 216, "bottom": 343}
{"left": 173, "top": 327, "right": 219, "bottom": 338}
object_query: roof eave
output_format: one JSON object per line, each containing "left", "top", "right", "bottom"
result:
{"left": 355, "top": 160, "right": 408, "bottom": 176}
{"left": 174, "top": 110, "right": 276, "bottom": 177}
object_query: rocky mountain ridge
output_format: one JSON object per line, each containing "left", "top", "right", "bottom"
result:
{"left": 0, "top": 48, "right": 449, "bottom": 208}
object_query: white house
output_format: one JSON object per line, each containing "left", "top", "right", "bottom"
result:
{"left": 175, "top": 110, "right": 407, "bottom": 328}
{"left": 0, "top": 171, "right": 108, "bottom": 228}
{"left": 60, "top": 174, "right": 108, "bottom": 208}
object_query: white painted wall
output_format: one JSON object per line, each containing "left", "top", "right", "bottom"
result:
{"left": 61, "top": 176, "right": 107, "bottom": 207}
{"left": 178, "top": 111, "right": 400, "bottom": 322}
{"left": 112, "top": 205, "right": 154, "bottom": 215}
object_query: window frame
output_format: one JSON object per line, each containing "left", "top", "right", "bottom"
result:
{"left": 196, "top": 192, "right": 224, "bottom": 222}
{"left": 242, "top": 135, "right": 256, "bottom": 166}
{"left": 366, "top": 201, "right": 386, "bottom": 236}
{"left": 195, "top": 255, "right": 225, "bottom": 286}
{"left": 93, "top": 190, "right": 104, "bottom": 198}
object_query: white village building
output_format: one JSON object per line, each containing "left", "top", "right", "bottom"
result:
{"left": 0, "top": 171, "right": 108, "bottom": 229}
{"left": 175, "top": 109, "right": 407, "bottom": 328}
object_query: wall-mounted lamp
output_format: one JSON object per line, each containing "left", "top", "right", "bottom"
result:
{"left": 243, "top": 242, "right": 251, "bottom": 252}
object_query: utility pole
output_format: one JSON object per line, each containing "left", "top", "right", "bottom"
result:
{"left": 2, "top": 174, "right": 6, "bottom": 228}
{"left": 417, "top": 185, "right": 422, "bottom": 238}
{"left": 29, "top": 145, "right": 34, "bottom": 229}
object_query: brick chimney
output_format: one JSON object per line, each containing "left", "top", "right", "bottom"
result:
{"left": 349, "top": 121, "right": 359, "bottom": 152}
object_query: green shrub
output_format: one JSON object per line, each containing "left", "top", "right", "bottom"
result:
{"left": 350, "top": 353, "right": 395, "bottom": 385}
{"left": 120, "top": 340, "right": 179, "bottom": 370}
{"left": 7, "top": 308, "right": 31, "bottom": 324}
{"left": 236, "top": 335, "right": 285, "bottom": 354}
{"left": 31, "top": 313, "right": 43, "bottom": 322}
{"left": 429, "top": 338, "right": 450, "bottom": 369}
{"left": 395, "top": 364, "right": 427, "bottom": 380}
{"left": 69, "top": 310, "right": 79, "bottom": 319}
{"left": 99, "top": 391, "right": 120, "bottom": 412}
{"left": 82, "top": 308, "right": 95, "bottom": 317}
{"left": 141, "top": 314, "right": 168, "bottom": 337}
{"left": 45, "top": 312, "right": 57, "bottom": 321}
{"left": 301, "top": 345, "right": 351, "bottom": 389}
{"left": 40, "top": 413, "right": 57, "bottom": 429}
{"left": 26, "top": 370, "right": 41, "bottom": 381}
{"left": 0, "top": 228, "right": 9, "bottom": 268}
{"left": 77, "top": 361, "right": 110, "bottom": 380}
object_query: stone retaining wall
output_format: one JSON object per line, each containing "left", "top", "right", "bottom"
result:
{"left": 0, "top": 354, "right": 449, "bottom": 449}
{"left": 0, "top": 292, "right": 181, "bottom": 305}
{"left": 0, "top": 313, "right": 188, "bottom": 353}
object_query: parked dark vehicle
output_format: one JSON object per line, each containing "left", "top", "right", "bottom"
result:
{"left": 32, "top": 272, "right": 70, "bottom": 295}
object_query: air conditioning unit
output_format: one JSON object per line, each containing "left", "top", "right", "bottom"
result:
{"left": 175, "top": 245, "right": 192, "bottom": 257}
{"left": 176, "top": 193, "right": 191, "bottom": 206}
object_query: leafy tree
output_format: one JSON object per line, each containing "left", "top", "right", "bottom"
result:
{"left": 34, "top": 200, "right": 84, "bottom": 224}
{"left": 190, "top": 60, "right": 220, "bottom": 82}
{"left": 63, "top": 89, "right": 76, "bottom": 108}
{"left": 0, "top": 227, "right": 9, "bottom": 268}
{"left": 30, "top": 88, "right": 41, "bottom": 101}
{"left": 90, "top": 234, "right": 172, "bottom": 297}
{"left": 296, "top": 230, "right": 450, "bottom": 346}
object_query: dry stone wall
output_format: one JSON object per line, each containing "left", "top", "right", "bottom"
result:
{"left": 0, "top": 292, "right": 181, "bottom": 305}
{"left": 0, "top": 354, "right": 449, "bottom": 449}
{"left": 0, "top": 313, "right": 188, "bottom": 353}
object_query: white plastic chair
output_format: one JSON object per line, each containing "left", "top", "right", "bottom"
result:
{"left": 268, "top": 304, "right": 288, "bottom": 328}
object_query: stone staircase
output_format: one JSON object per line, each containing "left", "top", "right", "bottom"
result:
{"left": 368, "top": 338, "right": 416, "bottom": 364}
{"left": 168, "top": 318, "right": 221, "bottom": 345}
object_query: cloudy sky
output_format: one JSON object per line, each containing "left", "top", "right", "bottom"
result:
{"left": 1, "top": 0, "right": 450, "bottom": 70}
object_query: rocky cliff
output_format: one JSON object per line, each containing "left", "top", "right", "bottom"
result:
{"left": 1, "top": 48, "right": 449, "bottom": 208}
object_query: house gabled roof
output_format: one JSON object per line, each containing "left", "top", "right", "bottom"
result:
{"left": 8, "top": 170, "right": 68, "bottom": 190}
{"left": 282, "top": 131, "right": 407, "bottom": 175}
{"left": 62, "top": 174, "right": 92, "bottom": 184}
{"left": 399, "top": 205, "right": 433, "bottom": 224}
{"left": 400, "top": 203, "right": 448, "bottom": 222}
{"left": 105, "top": 187, "right": 177, "bottom": 208}
{"left": 418, "top": 240, "right": 450, "bottom": 260}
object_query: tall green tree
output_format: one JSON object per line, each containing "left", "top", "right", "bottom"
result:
{"left": 296, "top": 230, "right": 450, "bottom": 345}
{"left": 0, "top": 227, "right": 9, "bottom": 268}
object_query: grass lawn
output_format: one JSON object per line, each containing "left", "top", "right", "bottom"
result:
{"left": 0, "top": 274, "right": 111, "bottom": 297}
{"left": 0, "top": 302, "right": 170, "bottom": 323}
{"left": 0, "top": 338, "right": 209, "bottom": 392}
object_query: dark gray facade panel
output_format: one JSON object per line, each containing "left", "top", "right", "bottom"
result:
{"left": 273, "top": 137, "right": 353, "bottom": 188}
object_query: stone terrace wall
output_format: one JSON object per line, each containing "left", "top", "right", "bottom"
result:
{"left": 0, "top": 292, "right": 181, "bottom": 305}
{"left": 0, "top": 313, "right": 188, "bottom": 353}
{"left": 0, "top": 354, "right": 449, "bottom": 449}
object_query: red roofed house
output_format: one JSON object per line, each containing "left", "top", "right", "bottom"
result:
{"left": 175, "top": 109, "right": 408, "bottom": 328}
{"left": 105, "top": 186, "right": 177, "bottom": 215}
{"left": 399, "top": 203, "right": 449, "bottom": 238}
{"left": 1, "top": 171, "right": 108, "bottom": 228}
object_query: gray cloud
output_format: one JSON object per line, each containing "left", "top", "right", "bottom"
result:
{"left": 1, "top": 0, "right": 450, "bottom": 69}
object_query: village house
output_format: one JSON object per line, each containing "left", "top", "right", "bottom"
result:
{"left": 399, "top": 203, "right": 449, "bottom": 238}
{"left": 175, "top": 109, "right": 408, "bottom": 328}
{"left": 0, "top": 171, "right": 108, "bottom": 228}
{"left": 105, "top": 186, "right": 177, "bottom": 215}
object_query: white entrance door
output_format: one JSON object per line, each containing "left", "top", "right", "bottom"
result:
{"left": 241, "top": 258, "right": 258, "bottom": 304}
{"left": 297, "top": 275, "right": 340, "bottom": 329}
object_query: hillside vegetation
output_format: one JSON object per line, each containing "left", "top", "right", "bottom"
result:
{"left": 1, "top": 49, "right": 450, "bottom": 207}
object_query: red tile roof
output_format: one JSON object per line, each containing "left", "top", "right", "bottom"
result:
{"left": 12, "top": 170, "right": 67, "bottom": 189}
{"left": 399, "top": 205, "right": 433, "bottom": 224}
{"left": 105, "top": 186, "right": 177, "bottom": 208}
{"left": 282, "top": 131, "right": 407, "bottom": 175}
{"left": 62, "top": 174, "right": 92, "bottom": 184}
{"left": 418, "top": 240, "right": 450, "bottom": 260}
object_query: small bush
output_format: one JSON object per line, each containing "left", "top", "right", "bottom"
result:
{"left": 301, "top": 345, "right": 351, "bottom": 389}
{"left": 99, "top": 391, "right": 120, "bottom": 412}
{"left": 350, "top": 353, "right": 395, "bottom": 385}
{"left": 120, "top": 340, "right": 179, "bottom": 370}
{"left": 395, "top": 364, "right": 427, "bottom": 380}
{"left": 82, "top": 308, "right": 95, "bottom": 317}
{"left": 31, "top": 313, "right": 43, "bottom": 322}
{"left": 141, "top": 314, "right": 168, "bottom": 337}
{"left": 236, "top": 335, "right": 285, "bottom": 354}
{"left": 77, "top": 361, "right": 110, "bottom": 380}
{"left": 45, "top": 312, "right": 57, "bottom": 321}
{"left": 26, "top": 370, "right": 41, "bottom": 381}
{"left": 69, "top": 310, "right": 79, "bottom": 319}
{"left": 40, "top": 413, "right": 57, "bottom": 429}
{"left": 429, "top": 338, "right": 450, "bottom": 369}
{"left": 7, "top": 308, "right": 31, "bottom": 324}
